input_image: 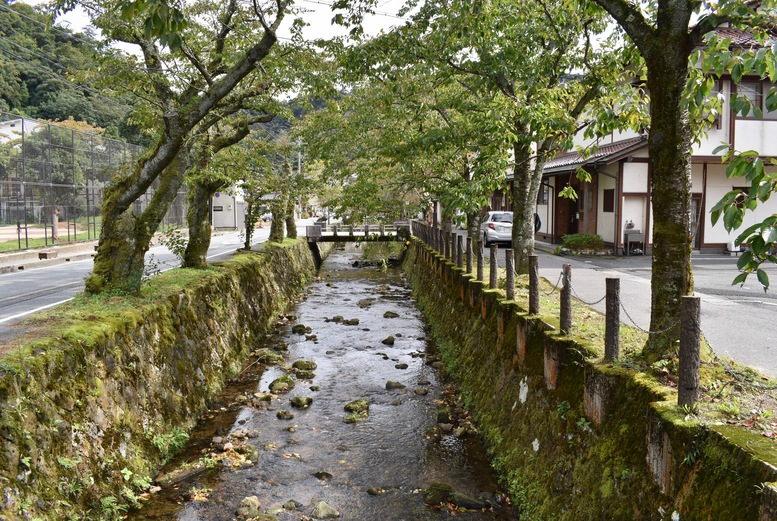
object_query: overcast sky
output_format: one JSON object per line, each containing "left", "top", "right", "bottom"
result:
{"left": 22, "top": 0, "right": 410, "bottom": 43}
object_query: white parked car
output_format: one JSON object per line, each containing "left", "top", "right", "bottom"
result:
{"left": 480, "top": 211, "right": 513, "bottom": 247}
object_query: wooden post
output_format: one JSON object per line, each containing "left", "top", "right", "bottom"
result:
{"left": 445, "top": 232, "right": 451, "bottom": 259}
{"left": 476, "top": 241, "right": 484, "bottom": 281}
{"left": 529, "top": 255, "right": 539, "bottom": 314}
{"left": 364, "top": 224, "right": 370, "bottom": 237}
{"left": 466, "top": 237, "right": 473, "bottom": 273}
{"left": 678, "top": 296, "right": 701, "bottom": 408}
{"left": 489, "top": 245, "right": 498, "bottom": 289}
{"left": 560, "top": 264, "right": 572, "bottom": 334}
{"left": 605, "top": 278, "right": 620, "bottom": 361}
{"left": 380, "top": 224, "right": 385, "bottom": 236}
{"left": 456, "top": 235, "right": 463, "bottom": 268}
{"left": 438, "top": 229, "right": 444, "bottom": 254}
{"left": 349, "top": 225, "right": 354, "bottom": 236}
{"left": 505, "top": 249, "right": 515, "bottom": 300}
{"left": 333, "top": 225, "right": 338, "bottom": 236}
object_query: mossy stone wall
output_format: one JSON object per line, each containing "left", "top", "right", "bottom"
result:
{"left": 0, "top": 240, "right": 320, "bottom": 520}
{"left": 403, "top": 239, "right": 777, "bottom": 520}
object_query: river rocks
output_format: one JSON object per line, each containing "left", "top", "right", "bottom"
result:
{"left": 325, "top": 316, "right": 344, "bottom": 323}
{"left": 366, "top": 487, "right": 386, "bottom": 496}
{"left": 313, "top": 471, "right": 333, "bottom": 481}
{"left": 343, "top": 318, "right": 360, "bottom": 325}
{"left": 310, "top": 501, "right": 340, "bottom": 519}
{"left": 343, "top": 399, "right": 369, "bottom": 423}
{"left": 414, "top": 388, "right": 429, "bottom": 396}
{"left": 254, "top": 392, "right": 273, "bottom": 402}
{"left": 357, "top": 298, "right": 375, "bottom": 308}
{"left": 381, "top": 336, "right": 395, "bottom": 345}
{"left": 276, "top": 409, "right": 295, "bottom": 420}
{"left": 431, "top": 361, "right": 445, "bottom": 370}
{"left": 291, "top": 324, "right": 311, "bottom": 335}
{"left": 385, "top": 381, "right": 406, "bottom": 390}
{"left": 439, "top": 423, "right": 454, "bottom": 433}
{"left": 295, "top": 369, "right": 316, "bottom": 380}
{"left": 236, "top": 496, "right": 261, "bottom": 518}
{"left": 423, "top": 482, "right": 454, "bottom": 505}
{"left": 269, "top": 375, "right": 295, "bottom": 393}
{"left": 310, "top": 385, "right": 321, "bottom": 392}
{"left": 437, "top": 408, "right": 450, "bottom": 423}
{"left": 254, "top": 348, "right": 285, "bottom": 365}
{"left": 394, "top": 363, "right": 408, "bottom": 370}
{"left": 418, "top": 379, "right": 432, "bottom": 386}
{"left": 293, "top": 360, "right": 318, "bottom": 371}
{"left": 290, "top": 396, "right": 313, "bottom": 409}
{"left": 383, "top": 311, "right": 399, "bottom": 318}
{"left": 344, "top": 399, "right": 369, "bottom": 413}
{"left": 452, "top": 491, "right": 488, "bottom": 510}
{"left": 283, "top": 499, "right": 303, "bottom": 511}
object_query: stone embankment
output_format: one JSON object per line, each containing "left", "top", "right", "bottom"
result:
{"left": 0, "top": 240, "right": 320, "bottom": 519}
{"left": 403, "top": 237, "right": 777, "bottom": 520}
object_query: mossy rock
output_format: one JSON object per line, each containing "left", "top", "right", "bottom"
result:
{"left": 269, "top": 375, "right": 295, "bottom": 393}
{"left": 291, "top": 324, "right": 310, "bottom": 335}
{"left": 295, "top": 369, "right": 316, "bottom": 380}
{"left": 383, "top": 311, "right": 399, "bottom": 318}
{"left": 290, "top": 396, "right": 313, "bottom": 409}
{"left": 344, "top": 399, "right": 369, "bottom": 414}
{"left": 423, "top": 482, "right": 454, "bottom": 505}
{"left": 276, "top": 409, "right": 295, "bottom": 420}
{"left": 292, "top": 360, "right": 318, "bottom": 371}
{"left": 254, "top": 348, "right": 285, "bottom": 365}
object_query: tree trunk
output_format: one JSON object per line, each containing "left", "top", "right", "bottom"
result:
{"left": 285, "top": 197, "right": 297, "bottom": 239}
{"left": 85, "top": 154, "right": 188, "bottom": 294}
{"left": 269, "top": 195, "right": 286, "bottom": 242}
{"left": 183, "top": 179, "right": 222, "bottom": 268}
{"left": 511, "top": 141, "right": 536, "bottom": 274}
{"left": 244, "top": 200, "right": 256, "bottom": 250}
{"left": 466, "top": 210, "right": 479, "bottom": 241}
{"left": 643, "top": 47, "right": 694, "bottom": 359}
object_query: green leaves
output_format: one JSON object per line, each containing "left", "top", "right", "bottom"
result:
{"left": 119, "top": 0, "right": 188, "bottom": 51}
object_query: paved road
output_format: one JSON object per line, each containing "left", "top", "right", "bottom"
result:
{"left": 480, "top": 241, "right": 777, "bottom": 378}
{"left": 0, "top": 228, "right": 273, "bottom": 344}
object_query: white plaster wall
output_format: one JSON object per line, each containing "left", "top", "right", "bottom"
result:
{"left": 703, "top": 163, "right": 777, "bottom": 244}
{"left": 734, "top": 120, "right": 777, "bottom": 156}
{"left": 572, "top": 128, "right": 643, "bottom": 149}
{"left": 623, "top": 162, "right": 649, "bottom": 193}
{"left": 622, "top": 195, "right": 647, "bottom": 235}
{"left": 691, "top": 164, "right": 704, "bottom": 192}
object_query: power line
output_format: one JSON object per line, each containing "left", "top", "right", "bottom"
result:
{"left": 299, "top": 0, "right": 410, "bottom": 21}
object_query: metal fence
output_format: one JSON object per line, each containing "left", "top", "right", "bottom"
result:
{"left": 0, "top": 112, "right": 187, "bottom": 250}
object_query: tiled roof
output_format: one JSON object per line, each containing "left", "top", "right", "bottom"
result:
{"left": 543, "top": 136, "right": 647, "bottom": 174}
{"left": 712, "top": 27, "right": 759, "bottom": 47}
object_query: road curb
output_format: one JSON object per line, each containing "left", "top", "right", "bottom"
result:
{"left": 0, "top": 252, "right": 96, "bottom": 275}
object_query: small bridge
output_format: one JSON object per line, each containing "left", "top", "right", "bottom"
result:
{"left": 305, "top": 221, "right": 411, "bottom": 267}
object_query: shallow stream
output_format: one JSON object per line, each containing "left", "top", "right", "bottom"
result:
{"left": 127, "top": 246, "right": 515, "bottom": 520}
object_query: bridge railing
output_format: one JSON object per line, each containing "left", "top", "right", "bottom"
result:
{"left": 305, "top": 221, "right": 411, "bottom": 242}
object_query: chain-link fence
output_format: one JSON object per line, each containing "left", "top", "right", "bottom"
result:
{"left": 0, "top": 112, "right": 187, "bottom": 250}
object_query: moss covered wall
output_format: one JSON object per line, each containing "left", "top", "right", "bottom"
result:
{"left": 403, "top": 239, "right": 777, "bottom": 521}
{"left": 0, "top": 240, "right": 322, "bottom": 520}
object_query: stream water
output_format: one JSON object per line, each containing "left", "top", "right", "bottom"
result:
{"left": 126, "top": 246, "right": 516, "bottom": 520}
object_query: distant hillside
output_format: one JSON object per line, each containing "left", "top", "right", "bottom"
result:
{"left": 0, "top": 1, "right": 148, "bottom": 145}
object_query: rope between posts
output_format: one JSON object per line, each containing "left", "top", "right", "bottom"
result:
{"left": 542, "top": 272, "right": 564, "bottom": 296}
{"left": 619, "top": 302, "right": 680, "bottom": 335}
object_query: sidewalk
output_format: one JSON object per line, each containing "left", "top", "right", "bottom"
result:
{"left": 0, "top": 241, "right": 98, "bottom": 274}
{"left": 530, "top": 241, "right": 777, "bottom": 378}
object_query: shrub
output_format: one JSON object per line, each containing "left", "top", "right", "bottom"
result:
{"left": 561, "top": 233, "right": 604, "bottom": 253}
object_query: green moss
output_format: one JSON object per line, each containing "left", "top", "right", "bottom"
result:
{"left": 402, "top": 239, "right": 776, "bottom": 521}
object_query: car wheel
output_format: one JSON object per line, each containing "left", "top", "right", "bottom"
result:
{"left": 483, "top": 233, "right": 491, "bottom": 247}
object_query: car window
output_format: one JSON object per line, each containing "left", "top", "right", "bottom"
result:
{"left": 492, "top": 213, "right": 513, "bottom": 223}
